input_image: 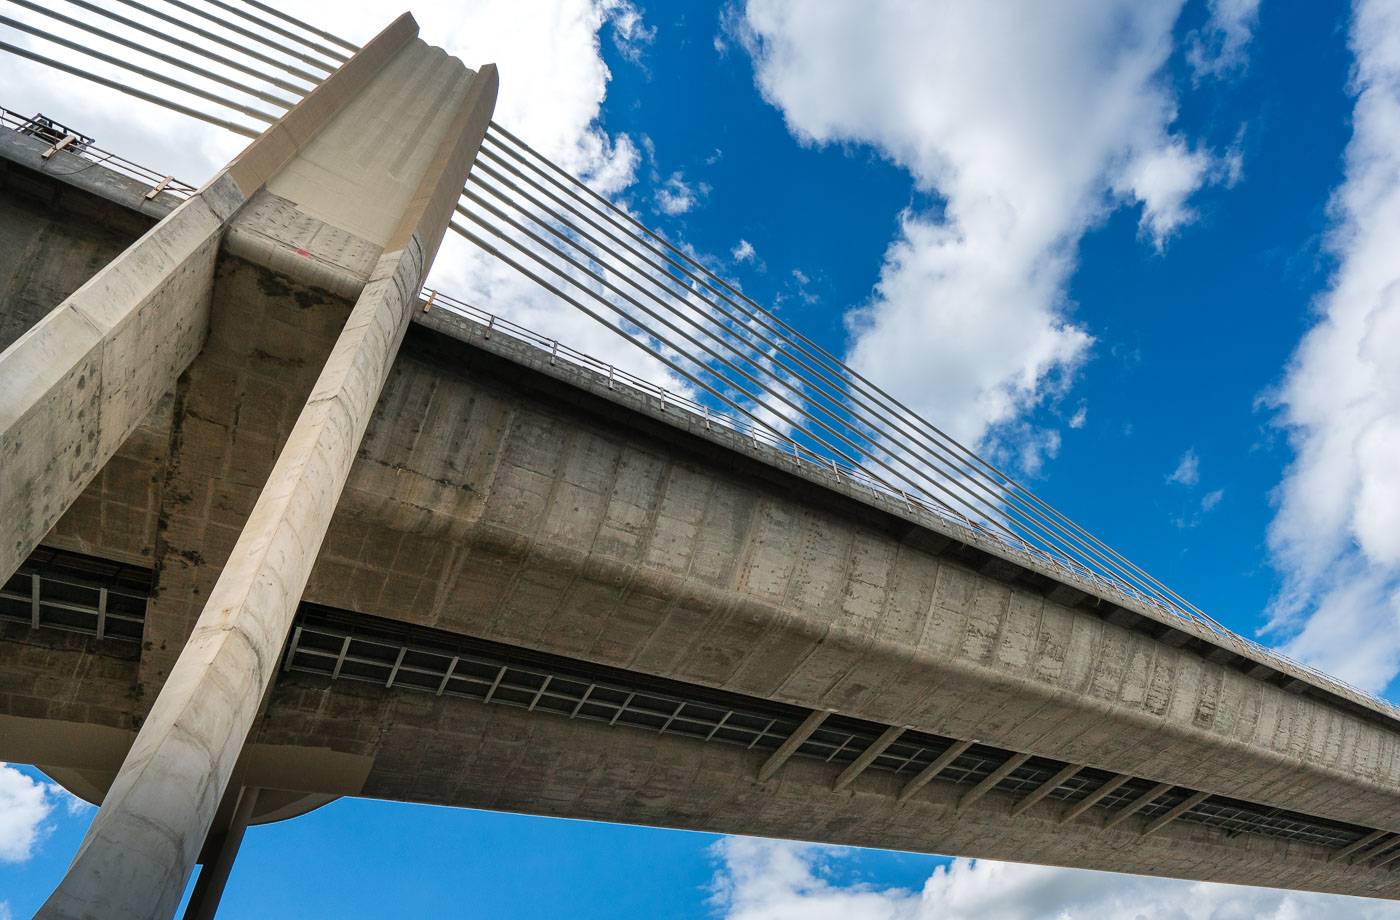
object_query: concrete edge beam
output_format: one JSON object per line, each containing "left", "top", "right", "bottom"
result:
{"left": 1102, "top": 781, "right": 1174, "bottom": 830}
{"left": 898, "top": 738, "right": 975, "bottom": 803}
{"left": 1009, "top": 763, "right": 1081, "bottom": 818}
{"left": 832, "top": 724, "right": 907, "bottom": 793}
{"left": 757, "top": 709, "right": 829, "bottom": 783}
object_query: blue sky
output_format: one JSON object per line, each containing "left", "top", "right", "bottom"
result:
{"left": 6, "top": 0, "right": 1400, "bottom": 916}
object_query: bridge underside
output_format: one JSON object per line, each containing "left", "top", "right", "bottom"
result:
{"left": 5, "top": 108, "right": 1400, "bottom": 901}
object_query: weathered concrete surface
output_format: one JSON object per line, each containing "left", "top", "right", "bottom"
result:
{"left": 33, "top": 14, "right": 497, "bottom": 916}
{"left": 265, "top": 672, "right": 1400, "bottom": 899}
{"left": 295, "top": 315, "right": 1400, "bottom": 835}
{"left": 6, "top": 56, "right": 1400, "bottom": 902}
{"left": 0, "top": 170, "right": 244, "bottom": 590}
{"left": 135, "top": 257, "right": 354, "bottom": 709}
{"left": 0, "top": 136, "right": 164, "bottom": 352}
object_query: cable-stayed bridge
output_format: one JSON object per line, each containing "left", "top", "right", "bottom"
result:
{"left": 1, "top": 4, "right": 1399, "bottom": 917}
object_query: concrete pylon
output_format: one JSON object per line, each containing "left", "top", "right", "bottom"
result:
{"left": 33, "top": 15, "right": 497, "bottom": 919}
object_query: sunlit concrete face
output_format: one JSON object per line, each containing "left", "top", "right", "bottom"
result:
{"left": 2, "top": 14, "right": 499, "bottom": 914}
{"left": 5, "top": 108, "right": 1400, "bottom": 901}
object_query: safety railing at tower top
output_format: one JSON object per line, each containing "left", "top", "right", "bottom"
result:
{"left": 2, "top": 0, "right": 1399, "bottom": 723}
{"left": 0, "top": 105, "right": 196, "bottom": 201}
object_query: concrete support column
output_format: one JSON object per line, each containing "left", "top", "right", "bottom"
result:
{"left": 35, "top": 42, "right": 497, "bottom": 917}
{"left": 34, "top": 245, "right": 419, "bottom": 919}
{"left": 182, "top": 787, "right": 259, "bottom": 920}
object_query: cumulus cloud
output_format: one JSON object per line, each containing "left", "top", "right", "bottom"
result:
{"left": 0, "top": 763, "right": 56, "bottom": 863}
{"left": 0, "top": 0, "right": 694, "bottom": 384}
{"left": 603, "top": 0, "right": 656, "bottom": 64}
{"left": 655, "top": 171, "right": 706, "bottom": 214}
{"left": 709, "top": 837, "right": 1400, "bottom": 920}
{"left": 1167, "top": 449, "right": 1201, "bottom": 486}
{"left": 1112, "top": 138, "right": 1213, "bottom": 249}
{"left": 1268, "top": 0, "right": 1400, "bottom": 692}
{"left": 1188, "top": 0, "right": 1263, "bottom": 80}
{"left": 741, "top": 0, "right": 1237, "bottom": 462}
{"left": 733, "top": 239, "right": 757, "bottom": 263}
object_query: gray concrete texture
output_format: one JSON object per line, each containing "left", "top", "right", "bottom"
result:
{"left": 0, "top": 169, "right": 243, "bottom": 589}
{"left": 302, "top": 317, "right": 1400, "bottom": 831}
{"left": 7, "top": 11, "right": 497, "bottom": 916}
{"left": 20, "top": 289, "right": 1400, "bottom": 894}
{"left": 3, "top": 43, "right": 1400, "bottom": 903}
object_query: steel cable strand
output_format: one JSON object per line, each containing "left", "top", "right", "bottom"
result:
{"left": 469, "top": 141, "right": 1163, "bottom": 581}
{"left": 106, "top": 0, "right": 329, "bottom": 85}
{"left": 447, "top": 218, "right": 849, "bottom": 465}
{"left": 466, "top": 168, "right": 1040, "bottom": 540}
{"left": 482, "top": 122, "right": 1218, "bottom": 621}
{"left": 0, "top": 15, "right": 280, "bottom": 122}
{"left": 140, "top": 0, "right": 342, "bottom": 72}
{"left": 454, "top": 192, "right": 946, "bottom": 509}
{"left": 457, "top": 187, "right": 999, "bottom": 528}
{"left": 467, "top": 153, "right": 1069, "bottom": 543}
{"left": 50, "top": 0, "right": 315, "bottom": 95}
{"left": 0, "top": 40, "right": 259, "bottom": 135}
{"left": 231, "top": 0, "right": 360, "bottom": 54}
{"left": 195, "top": 0, "right": 349, "bottom": 63}
{"left": 0, "top": 3, "right": 298, "bottom": 109}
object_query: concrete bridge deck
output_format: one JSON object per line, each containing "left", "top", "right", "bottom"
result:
{"left": 4, "top": 91, "right": 1400, "bottom": 905}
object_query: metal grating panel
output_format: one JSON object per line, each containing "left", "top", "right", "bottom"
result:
{"left": 0, "top": 547, "right": 148, "bottom": 642}
{"left": 283, "top": 606, "right": 1380, "bottom": 857}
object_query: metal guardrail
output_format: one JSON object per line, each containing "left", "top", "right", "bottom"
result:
{"left": 1, "top": 105, "right": 196, "bottom": 200}
{"left": 420, "top": 286, "right": 1400, "bottom": 724}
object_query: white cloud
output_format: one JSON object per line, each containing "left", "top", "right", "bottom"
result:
{"left": 733, "top": 239, "right": 757, "bottom": 262}
{"left": 1068, "top": 406, "right": 1088, "bottom": 429}
{"left": 0, "top": 764, "right": 55, "bottom": 863}
{"left": 656, "top": 171, "right": 703, "bottom": 214}
{"left": 0, "top": 0, "right": 700, "bottom": 387}
{"left": 741, "top": 0, "right": 1230, "bottom": 459}
{"left": 1188, "top": 0, "right": 1263, "bottom": 80}
{"left": 1112, "top": 138, "right": 1213, "bottom": 249}
{"left": 602, "top": 0, "right": 656, "bottom": 64}
{"left": 1201, "top": 487, "right": 1225, "bottom": 512}
{"left": 1268, "top": 0, "right": 1400, "bottom": 692}
{"left": 1167, "top": 448, "right": 1201, "bottom": 486}
{"left": 709, "top": 837, "right": 1400, "bottom": 920}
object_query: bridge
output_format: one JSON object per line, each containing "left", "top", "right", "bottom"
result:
{"left": 2, "top": 4, "right": 1399, "bottom": 917}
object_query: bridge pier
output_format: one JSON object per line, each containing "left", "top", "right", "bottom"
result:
{"left": 28, "top": 15, "right": 497, "bottom": 920}
{"left": 182, "top": 786, "right": 259, "bottom": 920}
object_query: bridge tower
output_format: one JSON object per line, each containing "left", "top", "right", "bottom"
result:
{"left": 1, "top": 14, "right": 497, "bottom": 918}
